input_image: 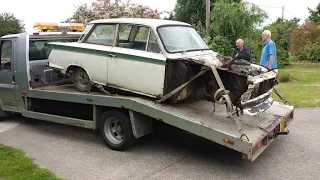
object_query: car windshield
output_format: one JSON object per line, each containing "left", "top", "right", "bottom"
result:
{"left": 158, "top": 26, "right": 209, "bottom": 53}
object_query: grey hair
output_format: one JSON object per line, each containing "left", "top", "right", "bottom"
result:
{"left": 262, "top": 30, "right": 271, "bottom": 37}
{"left": 236, "top": 39, "right": 244, "bottom": 44}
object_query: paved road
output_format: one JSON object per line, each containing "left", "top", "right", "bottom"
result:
{"left": 0, "top": 108, "right": 320, "bottom": 180}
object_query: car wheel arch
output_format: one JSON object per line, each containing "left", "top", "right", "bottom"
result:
{"left": 66, "top": 65, "right": 92, "bottom": 80}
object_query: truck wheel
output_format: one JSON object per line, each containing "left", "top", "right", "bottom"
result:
{"left": 0, "top": 110, "right": 9, "bottom": 120}
{"left": 98, "top": 110, "right": 135, "bottom": 151}
{"left": 73, "top": 68, "right": 90, "bottom": 92}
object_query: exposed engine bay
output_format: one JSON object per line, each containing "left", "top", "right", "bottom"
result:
{"left": 162, "top": 53, "right": 278, "bottom": 114}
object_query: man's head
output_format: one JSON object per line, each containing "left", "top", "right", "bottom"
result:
{"left": 236, "top": 39, "right": 244, "bottom": 50}
{"left": 262, "top": 30, "right": 271, "bottom": 41}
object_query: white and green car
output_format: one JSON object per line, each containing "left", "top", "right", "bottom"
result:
{"left": 48, "top": 18, "right": 278, "bottom": 113}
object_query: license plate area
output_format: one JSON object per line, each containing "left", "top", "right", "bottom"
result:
{"left": 267, "top": 118, "right": 288, "bottom": 140}
{"left": 279, "top": 119, "right": 286, "bottom": 132}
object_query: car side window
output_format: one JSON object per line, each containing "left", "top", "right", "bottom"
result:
{"left": 117, "top": 25, "right": 160, "bottom": 53}
{"left": 118, "top": 25, "right": 131, "bottom": 41}
{"left": 147, "top": 31, "right": 161, "bottom": 53}
{"left": 117, "top": 25, "right": 149, "bottom": 51}
{"left": 135, "top": 27, "right": 149, "bottom": 41}
{"left": 85, "top": 24, "right": 115, "bottom": 46}
{"left": 0, "top": 41, "right": 12, "bottom": 71}
{"left": 132, "top": 26, "right": 149, "bottom": 50}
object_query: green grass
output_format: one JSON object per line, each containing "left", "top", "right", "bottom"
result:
{"left": 273, "top": 63, "right": 320, "bottom": 107}
{"left": 0, "top": 144, "right": 60, "bottom": 180}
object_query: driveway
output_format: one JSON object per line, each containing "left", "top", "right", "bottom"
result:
{"left": 0, "top": 108, "right": 319, "bottom": 180}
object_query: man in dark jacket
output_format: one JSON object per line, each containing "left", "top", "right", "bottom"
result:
{"left": 231, "top": 39, "right": 251, "bottom": 62}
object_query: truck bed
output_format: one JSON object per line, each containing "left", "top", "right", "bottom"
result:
{"left": 28, "top": 84, "right": 294, "bottom": 161}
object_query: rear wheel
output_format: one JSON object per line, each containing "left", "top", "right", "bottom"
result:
{"left": 72, "top": 68, "right": 90, "bottom": 92}
{"left": 0, "top": 109, "right": 9, "bottom": 121}
{"left": 98, "top": 110, "right": 135, "bottom": 151}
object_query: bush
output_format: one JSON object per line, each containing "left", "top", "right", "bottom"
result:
{"left": 289, "top": 56, "right": 299, "bottom": 63}
{"left": 295, "top": 37, "right": 320, "bottom": 62}
{"left": 278, "top": 72, "right": 292, "bottom": 82}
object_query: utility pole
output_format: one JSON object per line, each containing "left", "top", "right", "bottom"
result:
{"left": 282, "top": 6, "right": 284, "bottom": 20}
{"left": 206, "top": 0, "right": 210, "bottom": 36}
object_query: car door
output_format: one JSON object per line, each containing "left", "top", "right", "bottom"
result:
{"left": 108, "top": 25, "right": 166, "bottom": 97}
{"left": 80, "top": 24, "right": 116, "bottom": 85}
{"left": 0, "top": 39, "right": 18, "bottom": 111}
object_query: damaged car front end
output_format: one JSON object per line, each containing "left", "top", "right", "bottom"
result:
{"left": 161, "top": 54, "right": 277, "bottom": 116}
{"left": 158, "top": 25, "right": 278, "bottom": 115}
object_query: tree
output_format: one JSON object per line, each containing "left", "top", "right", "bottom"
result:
{"left": 290, "top": 22, "right": 320, "bottom": 55}
{"left": 0, "top": 12, "right": 24, "bottom": 37}
{"left": 65, "top": 4, "right": 97, "bottom": 24}
{"left": 65, "top": 0, "right": 161, "bottom": 24}
{"left": 290, "top": 22, "right": 320, "bottom": 62}
{"left": 171, "top": 0, "right": 241, "bottom": 26}
{"left": 208, "top": 0, "right": 267, "bottom": 55}
{"left": 307, "top": 2, "right": 320, "bottom": 24}
{"left": 244, "top": 30, "right": 264, "bottom": 63}
{"left": 171, "top": 0, "right": 207, "bottom": 26}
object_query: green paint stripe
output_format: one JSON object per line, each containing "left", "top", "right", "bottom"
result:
{"left": 114, "top": 51, "right": 166, "bottom": 65}
{"left": 51, "top": 44, "right": 166, "bottom": 65}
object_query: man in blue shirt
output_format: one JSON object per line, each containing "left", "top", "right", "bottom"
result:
{"left": 260, "top": 30, "right": 278, "bottom": 70}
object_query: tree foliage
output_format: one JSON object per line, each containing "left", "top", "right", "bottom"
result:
{"left": 0, "top": 12, "right": 24, "bottom": 37}
{"left": 290, "top": 2, "right": 320, "bottom": 62}
{"left": 290, "top": 22, "right": 320, "bottom": 61}
{"left": 299, "top": 37, "right": 320, "bottom": 62}
{"left": 290, "top": 22, "right": 320, "bottom": 55}
{"left": 208, "top": 0, "right": 267, "bottom": 55}
{"left": 171, "top": 0, "right": 306, "bottom": 66}
{"left": 65, "top": 0, "right": 161, "bottom": 24}
{"left": 243, "top": 30, "right": 264, "bottom": 63}
{"left": 65, "top": 0, "right": 320, "bottom": 64}
{"left": 171, "top": 0, "right": 207, "bottom": 26}
{"left": 171, "top": 0, "right": 241, "bottom": 26}
{"left": 307, "top": 2, "right": 320, "bottom": 24}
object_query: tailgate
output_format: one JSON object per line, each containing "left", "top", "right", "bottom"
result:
{"left": 246, "top": 101, "right": 294, "bottom": 162}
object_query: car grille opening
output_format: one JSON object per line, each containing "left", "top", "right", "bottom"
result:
{"left": 251, "top": 78, "right": 277, "bottom": 99}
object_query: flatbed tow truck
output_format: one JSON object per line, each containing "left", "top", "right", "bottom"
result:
{"left": 0, "top": 32, "right": 294, "bottom": 162}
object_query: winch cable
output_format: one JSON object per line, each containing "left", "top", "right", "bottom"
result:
{"left": 86, "top": 81, "right": 112, "bottom": 96}
{"left": 273, "top": 88, "right": 291, "bottom": 105}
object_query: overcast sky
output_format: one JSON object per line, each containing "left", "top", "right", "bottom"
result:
{"left": 0, "top": 0, "right": 318, "bottom": 32}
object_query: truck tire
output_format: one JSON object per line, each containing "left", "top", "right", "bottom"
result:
{"left": 98, "top": 110, "right": 136, "bottom": 151}
{"left": 0, "top": 109, "right": 9, "bottom": 121}
{"left": 72, "top": 68, "right": 90, "bottom": 92}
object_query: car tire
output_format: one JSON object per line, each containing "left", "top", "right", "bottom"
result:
{"left": 72, "top": 68, "right": 91, "bottom": 92}
{"left": 98, "top": 110, "right": 136, "bottom": 151}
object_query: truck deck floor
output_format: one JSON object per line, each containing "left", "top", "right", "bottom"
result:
{"left": 32, "top": 84, "right": 292, "bottom": 146}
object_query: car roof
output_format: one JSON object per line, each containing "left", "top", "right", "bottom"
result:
{"left": 89, "top": 18, "right": 192, "bottom": 29}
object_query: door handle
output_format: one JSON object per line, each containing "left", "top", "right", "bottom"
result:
{"left": 108, "top": 53, "right": 117, "bottom": 58}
